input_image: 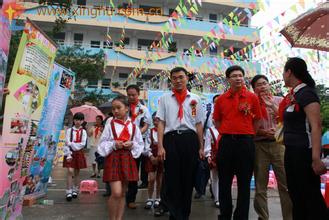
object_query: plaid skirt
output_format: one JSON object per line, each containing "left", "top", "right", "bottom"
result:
{"left": 103, "top": 149, "right": 138, "bottom": 182}
{"left": 145, "top": 157, "right": 164, "bottom": 173}
{"left": 63, "top": 150, "right": 87, "bottom": 169}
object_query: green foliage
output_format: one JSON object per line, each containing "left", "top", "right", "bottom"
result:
{"left": 55, "top": 46, "right": 105, "bottom": 82}
{"left": 38, "top": 0, "right": 73, "bottom": 35}
{"left": 316, "top": 84, "right": 329, "bottom": 132}
{"left": 6, "top": 27, "right": 24, "bottom": 83}
{"left": 112, "top": 82, "right": 120, "bottom": 88}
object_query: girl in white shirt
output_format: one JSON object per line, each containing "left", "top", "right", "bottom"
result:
{"left": 98, "top": 96, "right": 143, "bottom": 220}
{"left": 63, "top": 112, "right": 87, "bottom": 201}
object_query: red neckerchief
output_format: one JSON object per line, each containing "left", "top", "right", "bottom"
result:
{"left": 258, "top": 93, "right": 272, "bottom": 120}
{"left": 113, "top": 119, "right": 131, "bottom": 142}
{"left": 94, "top": 126, "right": 101, "bottom": 138}
{"left": 130, "top": 101, "right": 138, "bottom": 122}
{"left": 74, "top": 127, "right": 83, "bottom": 143}
{"left": 172, "top": 88, "right": 188, "bottom": 121}
{"left": 152, "top": 127, "right": 157, "bottom": 132}
{"left": 278, "top": 82, "right": 304, "bottom": 122}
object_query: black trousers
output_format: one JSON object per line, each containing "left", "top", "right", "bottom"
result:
{"left": 217, "top": 135, "right": 255, "bottom": 220}
{"left": 163, "top": 131, "right": 199, "bottom": 220}
{"left": 194, "top": 159, "right": 210, "bottom": 195}
{"left": 139, "top": 155, "right": 148, "bottom": 185}
{"left": 285, "top": 146, "right": 329, "bottom": 220}
{"left": 126, "top": 157, "right": 140, "bottom": 203}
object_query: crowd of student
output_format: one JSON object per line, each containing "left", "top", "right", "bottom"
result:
{"left": 62, "top": 57, "right": 329, "bottom": 220}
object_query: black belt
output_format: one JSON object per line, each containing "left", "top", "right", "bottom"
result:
{"left": 166, "top": 129, "right": 195, "bottom": 136}
{"left": 222, "top": 134, "right": 254, "bottom": 139}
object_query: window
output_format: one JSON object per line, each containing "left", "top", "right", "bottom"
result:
{"left": 53, "top": 32, "right": 65, "bottom": 45}
{"left": 138, "top": 39, "right": 156, "bottom": 51}
{"left": 140, "top": 5, "right": 161, "bottom": 14}
{"left": 168, "top": 42, "right": 177, "bottom": 53}
{"left": 88, "top": 79, "right": 98, "bottom": 87}
{"left": 169, "top": 8, "right": 177, "bottom": 16}
{"left": 77, "top": 0, "right": 86, "bottom": 6}
{"left": 195, "top": 16, "right": 203, "bottom": 21}
{"left": 103, "top": 41, "right": 113, "bottom": 49}
{"left": 74, "top": 33, "right": 83, "bottom": 46}
{"left": 141, "top": 75, "right": 153, "bottom": 80}
{"left": 119, "top": 73, "right": 129, "bottom": 79}
{"left": 209, "top": 46, "right": 218, "bottom": 55}
{"left": 53, "top": 32, "right": 65, "bottom": 40}
{"left": 183, "top": 49, "right": 191, "bottom": 56}
{"left": 90, "top": 41, "right": 100, "bottom": 48}
{"left": 209, "top": 14, "right": 217, "bottom": 22}
{"left": 102, "top": 79, "right": 111, "bottom": 87}
{"left": 123, "top": 38, "right": 130, "bottom": 45}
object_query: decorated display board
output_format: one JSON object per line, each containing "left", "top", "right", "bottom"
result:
{"left": 0, "top": 19, "right": 57, "bottom": 219}
{"left": 24, "top": 63, "right": 75, "bottom": 198}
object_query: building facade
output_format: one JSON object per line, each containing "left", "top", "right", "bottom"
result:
{"left": 18, "top": 0, "right": 260, "bottom": 95}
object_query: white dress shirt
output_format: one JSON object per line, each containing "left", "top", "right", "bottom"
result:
{"left": 97, "top": 118, "right": 144, "bottom": 158}
{"left": 156, "top": 91, "right": 204, "bottom": 134}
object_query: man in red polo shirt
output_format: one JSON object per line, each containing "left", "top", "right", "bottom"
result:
{"left": 213, "top": 65, "right": 262, "bottom": 220}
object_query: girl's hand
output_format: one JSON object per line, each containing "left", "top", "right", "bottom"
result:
{"left": 115, "top": 141, "right": 123, "bottom": 150}
{"left": 123, "top": 141, "right": 133, "bottom": 149}
{"left": 312, "top": 159, "right": 327, "bottom": 175}
{"left": 207, "top": 156, "right": 212, "bottom": 165}
{"left": 150, "top": 156, "right": 158, "bottom": 165}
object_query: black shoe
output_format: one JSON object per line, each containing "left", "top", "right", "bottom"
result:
{"left": 194, "top": 192, "right": 202, "bottom": 199}
{"left": 66, "top": 193, "right": 72, "bottom": 202}
{"left": 72, "top": 191, "right": 78, "bottom": 198}
{"left": 154, "top": 207, "right": 167, "bottom": 217}
{"left": 138, "top": 183, "right": 148, "bottom": 189}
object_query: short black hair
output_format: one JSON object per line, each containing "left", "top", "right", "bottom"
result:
{"left": 225, "top": 65, "right": 245, "bottom": 78}
{"left": 170, "top": 67, "right": 188, "bottom": 77}
{"left": 152, "top": 111, "right": 157, "bottom": 118}
{"left": 96, "top": 115, "right": 103, "bottom": 121}
{"left": 126, "top": 84, "right": 140, "bottom": 94}
{"left": 212, "top": 94, "right": 220, "bottom": 103}
{"left": 250, "top": 75, "right": 269, "bottom": 89}
{"left": 112, "top": 95, "right": 129, "bottom": 107}
{"left": 73, "top": 112, "right": 84, "bottom": 120}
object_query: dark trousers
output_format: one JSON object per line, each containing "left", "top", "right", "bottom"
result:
{"left": 217, "top": 135, "right": 255, "bottom": 220}
{"left": 139, "top": 155, "right": 148, "bottom": 185}
{"left": 163, "top": 131, "right": 199, "bottom": 220}
{"left": 194, "top": 159, "right": 210, "bottom": 195}
{"left": 126, "top": 157, "right": 140, "bottom": 203}
{"left": 285, "top": 146, "right": 329, "bottom": 220}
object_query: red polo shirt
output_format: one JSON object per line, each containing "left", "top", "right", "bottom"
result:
{"left": 213, "top": 86, "right": 262, "bottom": 135}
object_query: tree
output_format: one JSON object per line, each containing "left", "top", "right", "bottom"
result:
{"left": 55, "top": 46, "right": 105, "bottom": 83}
{"left": 316, "top": 84, "right": 329, "bottom": 133}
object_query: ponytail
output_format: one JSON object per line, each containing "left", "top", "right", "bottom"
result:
{"left": 284, "top": 57, "right": 315, "bottom": 88}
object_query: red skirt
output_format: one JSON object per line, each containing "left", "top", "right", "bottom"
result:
{"left": 145, "top": 157, "right": 164, "bottom": 173}
{"left": 63, "top": 150, "right": 87, "bottom": 169}
{"left": 103, "top": 149, "right": 138, "bottom": 182}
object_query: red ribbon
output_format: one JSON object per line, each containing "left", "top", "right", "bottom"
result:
{"left": 113, "top": 119, "right": 131, "bottom": 142}
{"left": 74, "top": 128, "right": 83, "bottom": 143}
{"left": 173, "top": 88, "right": 187, "bottom": 121}
{"left": 130, "top": 103, "right": 138, "bottom": 122}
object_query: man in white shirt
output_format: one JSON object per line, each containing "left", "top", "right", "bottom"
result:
{"left": 157, "top": 67, "right": 205, "bottom": 220}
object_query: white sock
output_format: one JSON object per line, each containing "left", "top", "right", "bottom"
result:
{"left": 66, "top": 189, "right": 72, "bottom": 194}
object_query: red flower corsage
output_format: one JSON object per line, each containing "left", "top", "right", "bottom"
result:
{"left": 190, "top": 100, "right": 198, "bottom": 117}
{"left": 239, "top": 102, "right": 255, "bottom": 118}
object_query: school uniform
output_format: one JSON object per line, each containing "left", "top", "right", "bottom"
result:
{"left": 63, "top": 127, "right": 87, "bottom": 169}
{"left": 204, "top": 126, "right": 221, "bottom": 203}
{"left": 144, "top": 128, "right": 164, "bottom": 173}
{"left": 156, "top": 90, "right": 204, "bottom": 220}
{"left": 97, "top": 118, "right": 144, "bottom": 182}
